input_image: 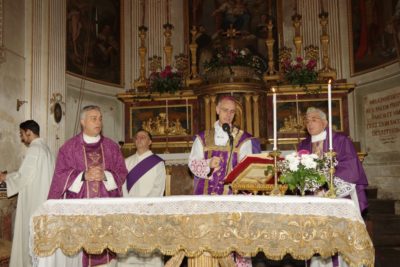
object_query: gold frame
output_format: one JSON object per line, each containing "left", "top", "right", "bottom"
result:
{"left": 66, "top": 0, "right": 124, "bottom": 87}
{"left": 129, "top": 104, "right": 193, "bottom": 139}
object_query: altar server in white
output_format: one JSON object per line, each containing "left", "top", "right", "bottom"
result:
{"left": 118, "top": 129, "right": 165, "bottom": 267}
{"left": 0, "top": 120, "right": 54, "bottom": 267}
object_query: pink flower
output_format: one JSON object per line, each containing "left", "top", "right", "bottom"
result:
{"left": 306, "top": 59, "right": 317, "bottom": 70}
{"left": 295, "top": 57, "right": 303, "bottom": 63}
{"left": 298, "top": 149, "right": 310, "bottom": 156}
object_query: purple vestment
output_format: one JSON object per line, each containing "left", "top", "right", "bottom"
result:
{"left": 48, "top": 133, "right": 128, "bottom": 267}
{"left": 298, "top": 131, "right": 368, "bottom": 212}
{"left": 193, "top": 128, "right": 261, "bottom": 195}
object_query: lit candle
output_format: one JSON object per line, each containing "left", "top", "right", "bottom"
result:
{"left": 186, "top": 98, "right": 189, "bottom": 132}
{"left": 328, "top": 79, "right": 333, "bottom": 150}
{"left": 295, "top": 94, "right": 299, "bottom": 125}
{"left": 272, "top": 87, "right": 277, "bottom": 151}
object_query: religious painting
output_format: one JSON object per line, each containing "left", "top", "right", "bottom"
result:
{"left": 66, "top": 0, "right": 122, "bottom": 86}
{"left": 393, "top": 11, "right": 400, "bottom": 62}
{"left": 186, "top": 0, "right": 281, "bottom": 74}
{"left": 129, "top": 105, "right": 193, "bottom": 140}
{"left": 267, "top": 94, "right": 347, "bottom": 145}
{"left": 348, "top": 0, "right": 398, "bottom": 76}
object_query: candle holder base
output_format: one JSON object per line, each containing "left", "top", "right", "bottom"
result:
{"left": 270, "top": 186, "right": 282, "bottom": 196}
{"left": 324, "top": 150, "right": 337, "bottom": 199}
{"left": 325, "top": 188, "right": 336, "bottom": 198}
{"left": 269, "top": 150, "right": 282, "bottom": 196}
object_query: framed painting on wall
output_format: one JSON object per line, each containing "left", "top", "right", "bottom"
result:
{"left": 66, "top": 0, "right": 122, "bottom": 86}
{"left": 348, "top": 0, "right": 398, "bottom": 76}
{"left": 185, "top": 0, "right": 281, "bottom": 74}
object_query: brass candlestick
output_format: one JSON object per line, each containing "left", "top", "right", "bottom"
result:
{"left": 269, "top": 150, "right": 282, "bottom": 196}
{"left": 187, "top": 26, "right": 203, "bottom": 86}
{"left": 324, "top": 149, "right": 336, "bottom": 198}
{"left": 292, "top": 13, "right": 302, "bottom": 58}
{"left": 163, "top": 23, "right": 174, "bottom": 66}
{"left": 133, "top": 25, "right": 148, "bottom": 90}
{"left": 318, "top": 11, "right": 336, "bottom": 80}
{"left": 263, "top": 19, "right": 280, "bottom": 81}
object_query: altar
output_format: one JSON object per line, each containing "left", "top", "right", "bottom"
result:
{"left": 30, "top": 195, "right": 374, "bottom": 267}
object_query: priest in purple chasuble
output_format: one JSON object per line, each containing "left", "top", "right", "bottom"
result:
{"left": 299, "top": 107, "right": 369, "bottom": 267}
{"left": 189, "top": 96, "right": 261, "bottom": 195}
{"left": 48, "top": 105, "right": 128, "bottom": 267}
{"left": 188, "top": 96, "right": 260, "bottom": 267}
{"left": 118, "top": 129, "right": 165, "bottom": 267}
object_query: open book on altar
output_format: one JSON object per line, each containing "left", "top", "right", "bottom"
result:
{"left": 224, "top": 153, "right": 287, "bottom": 194}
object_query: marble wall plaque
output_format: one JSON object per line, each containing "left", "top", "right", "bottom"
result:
{"left": 364, "top": 86, "right": 400, "bottom": 152}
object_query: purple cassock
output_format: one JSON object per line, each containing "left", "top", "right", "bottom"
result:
{"left": 298, "top": 130, "right": 369, "bottom": 212}
{"left": 48, "top": 133, "right": 128, "bottom": 267}
{"left": 193, "top": 129, "right": 261, "bottom": 195}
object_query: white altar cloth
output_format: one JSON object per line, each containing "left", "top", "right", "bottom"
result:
{"left": 30, "top": 195, "right": 374, "bottom": 267}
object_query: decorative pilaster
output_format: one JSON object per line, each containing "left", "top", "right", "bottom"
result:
{"left": 204, "top": 96, "right": 210, "bottom": 130}
{"left": 47, "top": 0, "right": 66, "bottom": 152}
{"left": 252, "top": 94, "right": 260, "bottom": 137}
{"left": 210, "top": 95, "right": 217, "bottom": 127}
{"left": 0, "top": 0, "right": 5, "bottom": 64}
{"left": 245, "top": 94, "right": 252, "bottom": 134}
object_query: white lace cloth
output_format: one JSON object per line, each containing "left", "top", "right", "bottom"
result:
{"left": 31, "top": 195, "right": 363, "bottom": 222}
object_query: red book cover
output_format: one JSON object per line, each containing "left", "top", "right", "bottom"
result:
{"left": 224, "top": 154, "right": 275, "bottom": 184}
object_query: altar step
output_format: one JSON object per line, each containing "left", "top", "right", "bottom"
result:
{"left": 365, "top": 187, "right": 400, "bottom": 267}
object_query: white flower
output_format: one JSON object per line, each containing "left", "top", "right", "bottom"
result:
{"left": 288, "top": 162, "right": 299, "bottom": 171}
{"left": 301, "top": 156, "right": 317, "bottom": 169}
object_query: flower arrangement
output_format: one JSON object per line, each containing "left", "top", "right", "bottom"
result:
{"left": 203, "top": 47, "right": 267, "bottom": 75}
{"left": 278, "top": 150, "right": 329, "bottom": 195}
{"left": 149, "top": 65, "right": 183, "bottom": 93}
{"left": 281, "top": 56, "right": 318, "bottom": 87}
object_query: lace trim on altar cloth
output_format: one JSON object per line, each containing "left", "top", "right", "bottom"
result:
{"left": 333, "top": 177, "right": 355, "bottom": 198}
{"left": 32, "top": 195, "right": 363, "bottom": 222}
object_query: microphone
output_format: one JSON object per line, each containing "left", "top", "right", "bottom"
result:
{"left": 222, "top": 123, "right": 233, "bottom": 146}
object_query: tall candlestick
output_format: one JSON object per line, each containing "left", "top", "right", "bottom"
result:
{"left": 295, "top": 94, "right": 299, "bottom": 125}
{"left": 328, "top": 79, "right": 333, "bottom": 150}
{"left": 186, "top": 98, "right": 189, "bottom": 133}
{"left": 272, "top": 87, "right": 277, "bottom": 150}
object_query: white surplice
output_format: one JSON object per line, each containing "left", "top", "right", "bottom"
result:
{"left": 6, "top": 138, "right": 54, "bottom": 267}
{"left": 118, "top": 150, "right": 166, "bottom": 267}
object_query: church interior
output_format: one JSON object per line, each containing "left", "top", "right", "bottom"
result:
{"left": 0, "top": 0, "right": 400, "bottom": 266}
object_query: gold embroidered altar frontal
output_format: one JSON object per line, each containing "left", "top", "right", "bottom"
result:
{"left": 31, "top": 196, "right": 374, "bottom": 267}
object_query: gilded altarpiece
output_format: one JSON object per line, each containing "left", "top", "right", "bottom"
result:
{"left": 119, "top": 91, "right": 198, "bottom": 154}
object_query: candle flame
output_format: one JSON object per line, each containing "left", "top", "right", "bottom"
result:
{"left": 328, "top": 79, "right": 332, "bottom": 84}
{"left": 271, "top": 87, "right": 276, "bottom": 93}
